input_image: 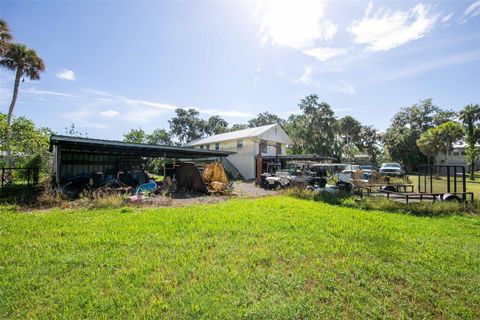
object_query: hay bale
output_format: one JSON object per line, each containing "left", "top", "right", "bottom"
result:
{"left": 203, "top": 162, "right": 229, "bottom": 192}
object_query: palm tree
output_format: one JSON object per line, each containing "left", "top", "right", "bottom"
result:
{"left": 1, "top": 43, "right": 45, "bottom": 168}
{"left": 459, "top": 104, "right": 480, "bottom": 180}
{"left": 0, "top": 19, "right": 13, "bottom": 56}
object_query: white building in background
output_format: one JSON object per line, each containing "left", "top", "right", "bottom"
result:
{"left": 435, "top": 142, "right": 480, "bottom": 169}
{"left": 185, "top": 124, "right": 292, "bottom": 180}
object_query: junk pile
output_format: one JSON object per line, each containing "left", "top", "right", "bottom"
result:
{"left": 58, "top": 161, "right": 230, "bottom": 202}
{"left": 202, "top": 162, "right": 231, "bottom": 193}
{"left": 175, "top": 162, "right": 209, "bottom": 194}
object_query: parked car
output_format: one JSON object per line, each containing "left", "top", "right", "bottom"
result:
{"left": 379, "top": 163, "right": 404, "bottom": 176}
{"left": 359, "top": 164, "right": 375, "bottom": 172}
{"left": 342, "top": 164, "right": 360, "bottom": 174}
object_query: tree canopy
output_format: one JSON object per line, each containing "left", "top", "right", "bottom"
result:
{"left": 383, "top": 99, "right": 454, "bottom": 170}
{"left": 248, "top": 111, "right": 285, "bottom": 128}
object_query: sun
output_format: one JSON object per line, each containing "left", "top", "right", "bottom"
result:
{"left": 257, "top": 0, "right": 331, "bottom": 49}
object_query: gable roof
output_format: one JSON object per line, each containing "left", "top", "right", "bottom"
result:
{"left": 185, "top": 123, "right": 289, "bottom": 146}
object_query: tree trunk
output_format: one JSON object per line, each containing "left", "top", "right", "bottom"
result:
{"left": 470, "top": 159, "right": 475, "bottom": 181}
{"left": 6, "top": 67, "right": 22, "bottom": 169}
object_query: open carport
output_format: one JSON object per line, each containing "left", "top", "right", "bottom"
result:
{"left": 50, "top": 135, "right": 234, "bottom": 185}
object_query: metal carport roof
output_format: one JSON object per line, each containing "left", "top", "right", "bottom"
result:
{"left": 50, "top": 135, "right": 235, "bottom": 158}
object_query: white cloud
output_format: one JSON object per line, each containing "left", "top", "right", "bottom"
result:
{"left": 459, "top": 0, "right": 480, "bottom": 23}
{"left": 442, "top": 12, "right": 454, "bottom": 24}
{"left": 23, "top": 87, "right": 79, "bottom": 98}
{"left": 85, "top": 89, "right": 177, "bottom": 111}
{"left": 258, "top": 0, "right": 336, "bottom": 49}
{"left": 386, "top": 49, "right": 480, "bottom": 80}
{"left": 292, "top": 66, "right": 314, "bottom": 85}
{"left": 303, "top": 47, "right": 348, "bottom": 61}
{"left": 349, "top": 3, "right": 439, "bottom": 52}
{"left": 86, "top": 89, "right": 251, "bottom": 120}
{"left": 100, "top": 110, "right": 120, "bottom": 118}
{"left": 123, "top": 108, "right": 170, "bottom": 124}
{"left": 292, "top": 66, "right": 356, "bottom": 94}
{"left": 56, "top": 69, "right": 76, "bottom": 81}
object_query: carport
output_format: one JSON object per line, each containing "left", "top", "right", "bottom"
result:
{"left": 50, "top": 135, "right": 234, "bottom": 184}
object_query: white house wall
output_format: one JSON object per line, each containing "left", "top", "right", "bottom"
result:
{"left": 435, "top": 149, "right": 480, "bottom": 169}
{"left": 259, "top": 125, "right": 291, "bottom": 144}
{"left": 194, "top": 138, "right": 256, "bottom": 179}
{"left": 189, "top": 124, "right": 291, "bottom": 180}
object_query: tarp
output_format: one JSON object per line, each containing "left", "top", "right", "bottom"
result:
{"left": 175, "top": 162, "right": 209, "bottom": 194}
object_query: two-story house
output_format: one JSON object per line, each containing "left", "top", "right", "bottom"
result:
{"left": 184, "top": 123, "right": 292, "bottom": 180}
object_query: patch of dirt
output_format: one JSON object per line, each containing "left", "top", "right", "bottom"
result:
{"left": 231, "top": 181, "right": 280, "bottom": 198}
{"left": 136, "top": 182, "right": 279, "bottom": 207}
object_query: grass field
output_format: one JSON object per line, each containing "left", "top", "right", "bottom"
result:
{"left": 408, "top": 174, "right": 480, "bottom": 196}
{"left": 1, "top": 196, "right": 479, "bottom": 319}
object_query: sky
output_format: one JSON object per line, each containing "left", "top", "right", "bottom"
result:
{"left": 1, "top": 0, "right": 479, "bottom": 140}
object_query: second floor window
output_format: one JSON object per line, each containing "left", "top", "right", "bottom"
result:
{"left": 260, "top": 140, "right": 267, "bottom": 153}
{"left": 215, "top": 143, "right": 220, "bottom": 151}
{"left": 237, "top": 140, "right": 243, "bottom": 148}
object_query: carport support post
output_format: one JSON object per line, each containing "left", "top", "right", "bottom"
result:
{"left": 163, "top": 152, "right": 166, "bottom": 178}
{"left": 256, "top": 146, "right": 263, "bottom": 185}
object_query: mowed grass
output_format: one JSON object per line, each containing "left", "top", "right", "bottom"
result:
{"left": 409, "top": 174, "right": 480, "bottom": 197}
{"left": 1, "top": 197, "right": 479, "bottom": 319}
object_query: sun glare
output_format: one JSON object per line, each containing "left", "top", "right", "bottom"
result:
{"left": 258, "top": 0, "right": 331, "bottom": 49}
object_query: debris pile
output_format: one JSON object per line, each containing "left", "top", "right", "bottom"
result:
{"left": 57, "top": 161, "right": 230, "bottom": 202}
{"left": 202, "top": 162, "right": 230, "bottom": 193}
{"left": 175, "top": 162, "right": 209, "bottom": 194}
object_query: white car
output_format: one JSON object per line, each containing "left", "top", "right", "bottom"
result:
{"left": 379, "top": 163, "right": 404, "bottom": 176}
{"left": 342, "top": 165, "right": 360, "bottom": 174}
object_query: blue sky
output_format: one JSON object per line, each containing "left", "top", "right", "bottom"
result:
{"left": 1, "top": 0, "right": 479, "bottom": 140}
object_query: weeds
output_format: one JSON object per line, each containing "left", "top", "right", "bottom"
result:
{"left": 286, "top": 187, "right": 478, "bottom": 216}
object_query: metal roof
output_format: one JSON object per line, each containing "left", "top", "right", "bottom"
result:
{"left": 50, "top": 135, "right": 235, "bottom": 158}
{"left": 184, "top": 123, "right": 279, "bottom": 146}
{"left": 261, "top": 154, "right": 337, "bottom": 161}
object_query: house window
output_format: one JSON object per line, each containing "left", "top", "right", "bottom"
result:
{"left": 276, "top": 143, "right": 282, "bottom": 155}
{"left": 215, "top": 143, "right": 220, "bottom": 151}
{"left": 260, "top": 140, "right": 267, "bottom": 153}
{"left": 237, "top": 140, "right": 243, "bottom": 148}
{"left": 200, "top": 145, "right": 204, "bottom": 150}
{"left": 453, "top": 150, "right": 460, "bottom": 156}
{"left": 206, "top": 144, "right": 210, "bottom": 150}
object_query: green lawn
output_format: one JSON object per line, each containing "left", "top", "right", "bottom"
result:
{"left": 1, "top": 197, "right": 479, "bottom": 319}
{"left": 408, "top": 174, "right": 480, "bottom": 196}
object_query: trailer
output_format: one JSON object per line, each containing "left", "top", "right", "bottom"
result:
{"left": 356, "top": 165, "right": 474, "bottom": 203}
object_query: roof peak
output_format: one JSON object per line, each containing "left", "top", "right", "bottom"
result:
{"left": 185, "top": 123, "right": 281, "bottom": 146}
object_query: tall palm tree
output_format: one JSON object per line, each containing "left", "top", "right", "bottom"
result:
{"left": 0, "top": 19, "right": 13, "bottom": 56}
{"left": 459, "top": 104, "right": 480, "bottom": 180}
{"left": 1, "top": 43, "right": 45, "bottom": 168}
